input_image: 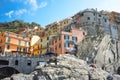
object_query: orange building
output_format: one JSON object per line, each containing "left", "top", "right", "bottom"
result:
{"left": 50, "top": 29, "right": 87, "bottom": 55}
{"left": 0, "top": 32, "right": 30, "bottom": 56}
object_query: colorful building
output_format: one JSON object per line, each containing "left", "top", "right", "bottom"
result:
{"left": 58, "top": 18, "right": 72, "bottom": 31}
{"left": 30, "top": 35, "right": 40, "bottom": 55}
{"left": 0, "top": 32, "right": 30, "bottom": 56}
{"left": 50, "top": 29, "right": 87, "bottom": 55}
{"left": 45, "top": 22, "right": 60, "bottom": 35}
{"left": 45, "top": 18, "right": 72, "bottom": 36}
{"left": 39, "top": 36, "right": 50, "bottom": 54}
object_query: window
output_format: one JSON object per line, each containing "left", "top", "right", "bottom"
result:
{"left": 41, "top": 39, "right": 42, "bottom": 42}
{"left": 23, "top": 48, "right": 27, "bottom": 52}
{"left": 72, "top": 37, "right": 77, "bottom": 42}
{"left": 87, "top": 17, "right": 90, "bottom": 20}
{"left": 93, "top": 13, "right": 95, "bottom": 16}
{"left": 38, "top": 46, "right": 39, "bottom": 49}
{"left": 15, "top": 60, "right": 18, "bottom": 65}
{"left": 18, "top": 40, "right": 21, "bottom": 45}
{"left": 7, "top": 45, "right": 10, "bottom": 49}
{"left": 72, "top": 37, "right": 74, "bottom": 41}
{"left": 59, "top": 44, "right": 61, "bottom": 48}
{"left": 47, "top": 37, "right": 49, "bottom": 40}
{"left": 47, "top": 49, "right": 49, "bottom": 52}
{"left": 41, "top": 51, "right": 42, "bottom": 53}
{"left": 104, "top": 19, "right": 107, "bottom": 22}
{"left": 27, "top": 60, "right": 31, "bottom": 66}
{"left": 7, "top": 37, "right": 11, "bottom": 43}
{"left": 41, "top": 45, "right": 42, "bottom": 48}
{"left": 59, "top": 36, "right": 61, "bottom": 40}
{"left": 64, "top": 35, "right": 69, "bottom": 40}
{"left": 81, "top": 13, "right": 84, "bottom": 16}
{"left": 50, "top": 48, "right": 53, "bottom": 52}
{"left": 64, "top": 43, "right": 69, "bottom": 47}
{"left": 83, "top": 32, "right": 85, "bottom": 35}
{"left": 55, "top": 46, "right": 57, "bottom": 50}
{"left": 25, "top": 42, "right": 27, "bottom": 46}
{"left": 47, "top": 43, "right": 49, "bottom": 47}
{"left": 99, "top": 15, "right": 101, "bottom": 17}
{"left": 55, "top": 39, "right": 57, "bottom": 43}
{"left": 17, "top": 47, "right": 21, "bottom": 51}
{"left": 75, "top": 37, "right": 77, "bottom": 42}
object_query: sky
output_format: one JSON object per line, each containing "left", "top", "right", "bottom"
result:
{"left": 0, "top": 0, "right": 120, "bottom": 27}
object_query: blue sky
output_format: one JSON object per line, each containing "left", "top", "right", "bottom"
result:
{"left": 0, "top": 0, "right": 120, "bottom": 27}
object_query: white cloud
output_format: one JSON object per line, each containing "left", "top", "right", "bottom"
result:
{"left": 39, "top": 2, "right": 47, "bottom": 8}
{"left": 29, "top": 0, "right": 38, "bottom": 10}
{"left": 5, "top": 10, "right": 14, "bottom": 18}
{"left": 98, "top": 0, "right": 120, "bottom": 12}
{"left": 25, "top": 0, "right": 47, "bottom": 11}
{"left": 5, "top": 9, "right": 27, "bottom": 18}
{"left": 11, "top": 0, "right": 48, "bottom": 11}
{"left": 15, "top": 9, "right": 27, "bottom": 16}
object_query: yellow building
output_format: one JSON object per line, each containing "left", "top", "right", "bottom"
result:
{"left": 30, "top": 35, "right": 40, "bottom": 55}
{"left": 39, "top": 36, "right": 50, "bottom": 54}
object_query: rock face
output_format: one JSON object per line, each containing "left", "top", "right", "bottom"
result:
{"left": 3, "top": 54, "right": 120, "bottom": 80}
{"left": 77, "top": 34, "right": 120, "bottom": 74}
{"left": 94, "top": 35, "right": 120, "bottom": 73}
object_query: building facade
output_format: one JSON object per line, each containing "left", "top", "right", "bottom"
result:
{"left": 0, "top": 32, "right": 30, "bottom": 56}
{"left": 50, "top": 29, "right": 87, "bottom": 54}
{"left": 30, "top": 35, "right": 40, "bottom": 55}
{"left": 39, "top": 36, "right": 50, "bottom": 54}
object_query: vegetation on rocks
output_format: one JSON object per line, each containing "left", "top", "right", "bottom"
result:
{"left": 0, "top": 20, "right": 41, "bottom": 32}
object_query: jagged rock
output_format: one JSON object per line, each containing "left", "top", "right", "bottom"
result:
{"left": 77, "top": 34, "right": 120, "bottom": 74}
{"left": 89, "top": 68, "right": 109, "bottom": 80}
{"left": 10, "top": 73, "right": 34, "bottom": 80}
{"left": 3, "top": 54, "right": 112, "bottom": 80}
{"left": 94, "top": 35, "right": 120, "bottom": 73}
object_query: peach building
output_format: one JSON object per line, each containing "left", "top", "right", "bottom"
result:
{"left": 50, "top": 29, "right": 86, "bottom": 55}
{"left": 0, "top": 32, "right": 30, "bottom": 56}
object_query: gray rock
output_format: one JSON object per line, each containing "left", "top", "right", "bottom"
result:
{"left": 113, "top": 74, "right": 120, "bottom": 80}
{"left": 2, "top": 54, "right": 114, "bottom": 80}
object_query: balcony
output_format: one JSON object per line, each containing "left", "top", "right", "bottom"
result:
{"left": 65, "top": 47, "right": 76, "bottom": 53}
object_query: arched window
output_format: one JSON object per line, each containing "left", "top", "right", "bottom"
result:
{"left": 15, "top": 60, "right": 18, "bottom": 65}
{"left": 27, "top": 60, "right": 31, "bottom": 66}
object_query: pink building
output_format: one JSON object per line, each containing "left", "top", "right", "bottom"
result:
{"left": 50, "top": 29, "right": 87, "bottom": 55}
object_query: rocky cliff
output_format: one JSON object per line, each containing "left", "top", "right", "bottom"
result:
{"left": 77, "top": 34, "right": 120, "bottom": 75}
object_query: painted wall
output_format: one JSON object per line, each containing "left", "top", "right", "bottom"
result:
{"left": 0, "top": 32, "right": 30, "bottom": 56}
{"left": 50, "top": 29, "right": 86, "bottom": 54}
